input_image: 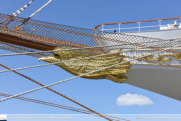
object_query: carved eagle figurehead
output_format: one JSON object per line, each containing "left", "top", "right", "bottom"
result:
{"left": 39, "top": 48, "right": 131, "bottom": 83}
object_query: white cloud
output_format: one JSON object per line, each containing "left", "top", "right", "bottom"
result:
{"left": 117, "top": 93, "right": 153, "bottom": 106}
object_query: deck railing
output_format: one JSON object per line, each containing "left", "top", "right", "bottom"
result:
{"left": 95, "top": 17, "right": 181, "bottom": 32}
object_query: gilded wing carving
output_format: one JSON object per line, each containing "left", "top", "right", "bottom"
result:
{"left": 135, "top": 53, "right": 181, "bottom": 63}
{"left": 39, "top": 48, "right": 131, "bottom": 83}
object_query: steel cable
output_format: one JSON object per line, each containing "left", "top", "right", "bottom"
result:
{"left": 0, "top": 63, "right": 112, "bottom": 121}
{"left": 0, "top": 93, "right": 129, "bottom": 121}
{"left": 13, "top": 0, "right": 35, "bottom": 17}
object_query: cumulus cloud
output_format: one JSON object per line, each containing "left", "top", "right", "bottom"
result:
{"left": 117, "top": 93, "right": 153, "bottom": 106}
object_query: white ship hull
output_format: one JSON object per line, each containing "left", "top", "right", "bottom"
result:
{"left": 101, "top": 28, "right": 181, "bottom": 101}
{"left": 126, "top": 65, "right": 181, "bottom": 101}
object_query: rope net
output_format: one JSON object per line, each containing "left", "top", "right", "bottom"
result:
{"left": 1, "top": 13, "right": 181, "bottom": 56}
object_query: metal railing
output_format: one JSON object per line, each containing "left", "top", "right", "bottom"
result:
{"left": 95, "top": 17, "right": 181, "bottom": 32}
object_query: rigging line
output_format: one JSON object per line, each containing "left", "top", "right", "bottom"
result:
{"left": 0, "top": 63, "right": 112, "bottom": 121}
{"left": 0, "top": 16, "right": 10, "bottom": 24}
{"left": 0, "top": 93, "right": 90, "bottom": 114}
{"left": 0, "top": 43, "right": 180, "bottom": 103}
{"left": 12, "top": 0, "right": 35, "bottom": 17}
{"left": 27, "top": 0, "right": 53, "bottom": 20}
{"left": 0, "top": 39, "right": 178, "bottom": 74}
{"left": 0, "top": 38, "right": 178, "bottom": 57}
{"left": 0, "top": 93, "right": 129, "bottom": 121}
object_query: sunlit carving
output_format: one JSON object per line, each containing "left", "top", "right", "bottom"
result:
{"left": 39, "top": 48, "right": 131, "bottom": 83}
{"left": 136, "top": 53, "right": 181, "bottom": 62}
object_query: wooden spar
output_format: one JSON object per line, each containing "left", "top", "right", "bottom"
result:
{"left": 0, "top": 32, "right": 56, "bottom": 51}
{"left": 0, "top": 27, "right": 103, "bottom": 53}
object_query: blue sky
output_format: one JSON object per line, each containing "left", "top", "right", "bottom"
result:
{"left": 0, "top": 0, "right": 181, "bottom": 120}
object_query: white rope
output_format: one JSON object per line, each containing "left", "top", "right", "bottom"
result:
{"left": 0, "top": 93, "right": 125, "bottom": 121}
{"left": 28, "top": 0, "right": 53, "bottom": 19}
{"left": 0, "top": 38, "right": 176, "bottom": 57}
{"left": 0, "top": 40, "right": 176, "bottom": 74}
{"left": 0, "top": 42, "right": 180, "bottom": 102}
{"left": 13, "top": 0, "right": 35, "bottom": 17}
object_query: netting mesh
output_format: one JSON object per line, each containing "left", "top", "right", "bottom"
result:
{"left": 0, "top": 13, "right": 181, "bottom": 57}
{"left": 0, "top": 41, "right": 52, "bottom": 58}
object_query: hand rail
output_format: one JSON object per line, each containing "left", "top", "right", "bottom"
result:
{"left": 95, "top": 17, "right": 181, "bottom": 29}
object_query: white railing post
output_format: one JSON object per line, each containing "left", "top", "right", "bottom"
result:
{"left": 137, "top": 22, "right": 141, "bottom": 31}
{"left": 119, "top": 23, "right": 121, "bottom": 33}
{"left": 158, "top": 20, "right": 162, "bottom": 28}
{"left": 101, "top": 25, "right": 104, "bottom": 33}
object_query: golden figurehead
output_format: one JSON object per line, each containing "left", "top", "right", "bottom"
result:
{"left": 39, "top": 48, "right": 131, "bottom": 83}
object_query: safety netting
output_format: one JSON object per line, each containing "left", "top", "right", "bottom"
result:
{"left": 0, "top": 12, "right": 181, "bottom": 58}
